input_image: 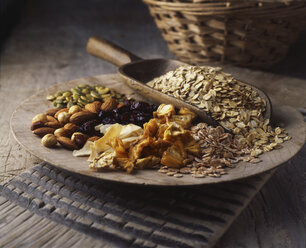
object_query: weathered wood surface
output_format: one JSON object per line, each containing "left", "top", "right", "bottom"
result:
{"left": 0, "top": 163, "right": 275, "bottom": 248}
{"left": 0, "top": 196, "right": 103, "bottom": 247}
{"left": 10, "top": 74, "right": 305, "bottom": 185}
{"left": 0, "top": 0, "right": 306, "bottom": 247}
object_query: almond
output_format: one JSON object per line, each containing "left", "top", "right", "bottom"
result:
{"left": 85, "top": 101, "right": 102, "bottom": 114}
{"left": 46, "top": 108, "right": 60, "bottom": 117}
{"left": 55, "top": 108, "right": 69, "bottom": 119}
{"left": 101, "top": 98, "right": 117, "bottom": 112}
{"left": 30, "top": 121, "right": 45, "bottom": 131}
{"left": 46, "top": 115, "right": 58, "bottom": 122}
{"left": 54, "top": 127, "right": 69, "bottom": 137}
{"left": 57, "top": 137, "right": 78, "bottom": 150}
{"left": 33, "top": 127, "right": 55, "bottom": 137}
{"left": 87, "top": 136, "right": 101, "bottom": 142}
{"left": 69, "top": 111, "right": 96, "bottom": 125}
{"left": 45, "top": 121, "right": 62, "bottom": 129}
{"left": 64, "top": 123, "right": 79, "bottom": 134}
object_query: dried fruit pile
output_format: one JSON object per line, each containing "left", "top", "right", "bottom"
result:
{"left": 86, "top": 104, "right": 200, "bottom": 173}
{"left": 98, "top": 99, "right": 157, "bottom": 126}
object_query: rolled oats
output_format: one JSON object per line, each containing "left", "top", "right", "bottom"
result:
{"left": 148, "top": 65, "right": 291, "bottom": 163}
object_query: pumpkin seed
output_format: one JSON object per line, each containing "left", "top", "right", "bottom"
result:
{"left": 98, "top": 88, "right": 110, "bottom": 95}
{"left": 67, "top": 101, "right": 74, "bottom": 108}
{"left": 47, "top": 84, "right": 126, "bottom": 108}
{"left": 63, "top": 92, "right": 71, "bottom": 97}
{"left": 91, "top": 91, "right": 100, "bottom": 99}
{"left": 46, "top": 95, "right": 55, "bottom": 101}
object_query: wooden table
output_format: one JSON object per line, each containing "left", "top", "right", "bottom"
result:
{"left": 0, "top": 0, "right": 305, "bottom": 247}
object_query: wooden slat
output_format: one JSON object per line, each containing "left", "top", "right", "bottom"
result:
{"left": 0, "top": 163, "right": 275, "bottom": 247}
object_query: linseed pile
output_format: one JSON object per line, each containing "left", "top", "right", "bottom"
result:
{"left": 149, "top": 66, "right": 291, "bottom": 177}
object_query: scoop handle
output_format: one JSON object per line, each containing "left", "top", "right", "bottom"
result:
{"left": 86, "top": 37, "right": 141, "bottom": 67}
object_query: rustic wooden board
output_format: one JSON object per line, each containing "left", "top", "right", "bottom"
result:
{"left": 10, "top": 74, "right": 306, "bottom": 186}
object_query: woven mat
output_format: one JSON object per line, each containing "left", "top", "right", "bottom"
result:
{"left": 0, "top": 162, "right": 275, "bottom": 247}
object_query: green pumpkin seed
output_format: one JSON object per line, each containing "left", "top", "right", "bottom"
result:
{"left": 86, "top": 95, "right": 94, "bottom": 102}
{"left": 98, "top": 88, "right": 110, "bottom": 95}
{"left": 56, "top": 103, "right": 66, "bottom": 108}
{"left": 72, "top": 88, "right": 82, "bottom": 95}
{"left": 90, "top": 90, "right": 100, "bottom": 99}
{"left": 67, "top": 101, "right": 74, "bottom": 108}
{"left": 63, "top": 92, "right": 71, "bottom": 97}
{"left": 78, "top": 98, "right": 88, "bottom": 105}
{"left": 82, "top": 88, "right": 90, "bottom": 94}
{"left": 102, "top": 94, "right": 111, "bottom": 99}
{"left": 46, "top": 95, "right": 55, "bottom": 101}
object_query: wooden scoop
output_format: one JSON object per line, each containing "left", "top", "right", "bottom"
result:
{"left": 86, "top": 37, "right": 272, "bottom": 128}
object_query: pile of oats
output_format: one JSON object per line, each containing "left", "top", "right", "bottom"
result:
{"left": 148, "top": 65, "right": 290, "bottom": 163}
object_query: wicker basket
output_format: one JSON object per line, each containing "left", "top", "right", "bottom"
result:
{"left": 143, "top": 0, "right": 306, "bottom": 68}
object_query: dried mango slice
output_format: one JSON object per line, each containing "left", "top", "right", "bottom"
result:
{"left": 161, "top": 140, "right": 186, "bottom": 168}
{"left": 72, "top": 141, "right": 93, "bottom": 157}
{"left": 94, "top": 123, "right": 122, "bottom": 154}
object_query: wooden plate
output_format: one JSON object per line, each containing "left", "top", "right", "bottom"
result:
{"left": 10, "top": 74, "right": 305, "bottom": 186}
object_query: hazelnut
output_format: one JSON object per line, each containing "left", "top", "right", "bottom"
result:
{"left": 41, "top": 134, "right": 57, "bottom": 148}
{"left": 68, "top": 105, "right": 82, "bottom": 115}
{"left": 32, "top": 113, "right": 48, "bottom": 123}
{"left": 54, "top": 127, "right": 69, "bottom": 137}
{"left": 58, "top": 112, "right": 71, "bottom": 124}
{"left": 54, "top": 108, "right": 69, "bottom": 119}
{"left": 71, "top": 132, "right": 89, "bottom": 148}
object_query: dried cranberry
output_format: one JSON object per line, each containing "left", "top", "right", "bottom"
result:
{"left": 117, "top": 105, "right": 130, "bottom": 114}
{"left": 98, "top": 110, "right": 110, "bottom": 119}
{"left": 101, "top": 116, "right": 116, "bottom": 125}
{"left": 151, "top": 104, "right": 158, "bottom": 112}
{"left": 124, "top": 99, "right": 133, "bottom": 106}
{"left": 117, "top": 112, "right": 129, "bottom": 124}
{"left": 131, "top": 101, "right": 150, "bottom": 111}
{"left": 80, "top": 120, "right": 100, "bottom": 135}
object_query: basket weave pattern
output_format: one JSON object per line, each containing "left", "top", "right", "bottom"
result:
{"left": 143, "top": 0, "right": 306, "bottom": 68}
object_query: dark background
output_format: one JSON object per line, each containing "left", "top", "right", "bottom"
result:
{"left": 1, "top": 0, "right": 306, "bottom": 79}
